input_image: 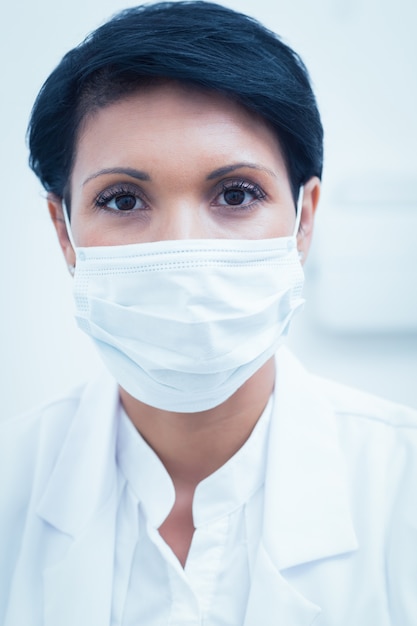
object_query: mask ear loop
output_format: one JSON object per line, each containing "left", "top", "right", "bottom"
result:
{"left": 62, "top": 200, "right": 78, "bottom": 275}
{"left": 294, "top": 186, "right": 305, "bottom": 261}
{"left": 293, "top": 185, "right": 304, "bottom": 237}
{"left": 62, "top": 200, "right": 77, "bottom": 252}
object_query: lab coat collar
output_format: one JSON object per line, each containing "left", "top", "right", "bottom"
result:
{"left": 262, "top": 347, "right": 358, "bottom": 571}
{"left": 37, "top": 368, "right": 120, "bottom": 537}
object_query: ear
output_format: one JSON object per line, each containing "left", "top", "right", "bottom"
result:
{"left": 297, "top": 176, "right": 320, "bottom": 264}
{"left": 47, "top": 194, "right": 76, "bottom": 269}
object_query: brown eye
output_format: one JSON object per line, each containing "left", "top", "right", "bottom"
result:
{"left": 223, "top": 188, "right": 246, "bottom": 205}
{"left": 95, "top": 183, "right": 148, "bottom": 213}
{"left": 114, "top": 194, "right": 138, "bottom": 211}
{"left": 215, "top": 180, "right": 266, "bottom": 209}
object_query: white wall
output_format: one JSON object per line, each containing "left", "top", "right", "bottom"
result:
{"left": 1, "top": 0, "right": 416, "bottom": 417}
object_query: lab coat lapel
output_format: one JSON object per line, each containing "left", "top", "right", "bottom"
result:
{"left": 245, "top": 349, "right": 358, "bottom": 624}
{"left": 263, "top": 348, "right": 358, "bottom": 570}
{"left": 244, "top": 542, "right": 321, "bottom": 626}
{"left": 37, "top": 370, "right": 120, "bottom": 626}
{"left": 42, "top": 490, "right": 118, "bottom": 626}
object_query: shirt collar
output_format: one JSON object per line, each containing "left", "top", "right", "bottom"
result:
{"left": 193, "top": 394, "right": 272, "bottom": 527}
{"left": 116, "top": 394, "right": 273, "bottom": 529}
{"left": 116, "top": 409, "right": 175, "bottom": 528}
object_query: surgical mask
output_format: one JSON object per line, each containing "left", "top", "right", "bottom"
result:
{"left": 64, "top": 191, "right": 305, "bottom": 412}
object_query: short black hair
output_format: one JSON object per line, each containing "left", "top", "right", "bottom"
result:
{"left": 27, "top": 1, "right": 323, "bottom": 204}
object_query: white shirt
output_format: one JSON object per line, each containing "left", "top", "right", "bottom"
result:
{"left": 112, "top": 397, "right": 273, "bottom": 625}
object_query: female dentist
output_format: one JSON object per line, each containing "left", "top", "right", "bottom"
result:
{"left": 1, "top": 3, "right": 417, "bottom": 624}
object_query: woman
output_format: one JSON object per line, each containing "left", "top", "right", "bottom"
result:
{"left": 1, "top": 2, "right": 416, "bottom": 625}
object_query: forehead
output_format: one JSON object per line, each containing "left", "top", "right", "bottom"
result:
{"left": 71, "top": 82, "right": 288, "bottom": 183}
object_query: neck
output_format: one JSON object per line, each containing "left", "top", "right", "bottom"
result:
{"left": 119, "top": 357, "right": 276, "bottom": 489}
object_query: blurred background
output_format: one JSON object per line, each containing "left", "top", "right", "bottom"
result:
{"left": 0, "top": 0, "right": 416, "bottom": 418}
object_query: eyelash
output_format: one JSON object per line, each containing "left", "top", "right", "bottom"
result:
{"left": 215, "top": 179, "right": 267, "bottom": 207}
{"left": 94, "top": 183, "right": 146, "bottom": 211}
{"left": 93, "top": 178, "right": 267, "bottom": 213}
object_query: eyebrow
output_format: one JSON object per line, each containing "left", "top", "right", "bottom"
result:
{"left": 83, "top": 167, "right": 151, "bottom": 186}
{"left": 82, "top": 162, "right": 276, "bottom": 186}
{"left": 206, "top": 162, "right": 277, "bottom": 180}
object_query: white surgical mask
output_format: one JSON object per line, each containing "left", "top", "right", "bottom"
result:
{"left": 64, "top": 190, "right": 305, "bottom": 412}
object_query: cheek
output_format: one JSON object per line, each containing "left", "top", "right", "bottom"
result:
{"left": 241, "top": 205, "right": 295, "bottom": 240}
{"left": 72, "top": 218, "right": 148, "bottom": 247}
{"left": 69, "top": 211, "right": 120, "bottom": 247}
{"left": 271, "top": 210, "right": 296, "bottom": 238}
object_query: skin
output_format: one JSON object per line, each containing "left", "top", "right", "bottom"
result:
{"left": 48, "top": 82, "right": 320, "bottom": 566}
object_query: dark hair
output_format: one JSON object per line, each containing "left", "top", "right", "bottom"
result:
{"left": 27, "top": 1, "right": 323, "bottom": 204}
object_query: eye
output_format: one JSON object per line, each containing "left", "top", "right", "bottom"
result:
{"left": 108, "top": 193, "right": 142, "bottom": 211}
{"left": 95, "top": 184, "right": 147, "bottom": 212}
{"left": 215, "top": 180, "right": 266, "bottom": 208}
{"left": 223, "top": 188, "right": 247, "bottom": 205}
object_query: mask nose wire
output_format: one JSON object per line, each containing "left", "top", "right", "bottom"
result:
{"left": 62, "top": 200, "right": 77, "bottom": 252}
{"left": 293, "top": 185, "right": 304, "bottom": 238}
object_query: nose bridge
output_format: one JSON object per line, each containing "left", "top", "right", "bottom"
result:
{"left": 159, "top": 200, "right": 207, "bottom": 241}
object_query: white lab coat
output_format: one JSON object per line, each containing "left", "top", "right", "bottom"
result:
{"left": 1, "top": 348, "right": 416, "bottom": 625}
